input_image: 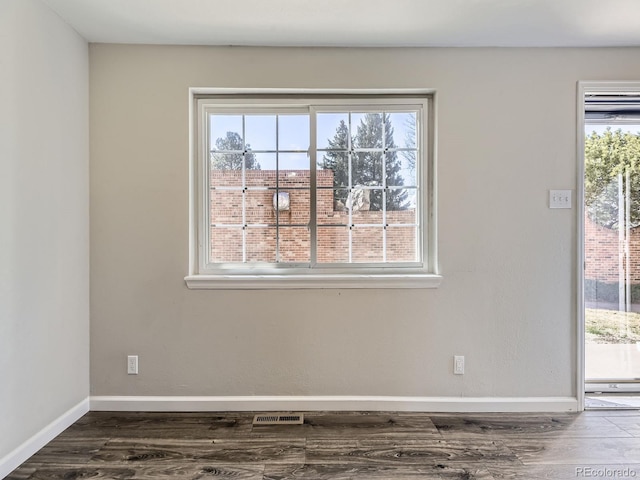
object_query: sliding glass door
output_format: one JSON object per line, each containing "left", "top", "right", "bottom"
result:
{"left": 584, "top": 93, "right": 640, "bottom": 393}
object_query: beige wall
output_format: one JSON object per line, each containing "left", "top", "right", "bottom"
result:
{"left": 89, "top": 45, "right": 640, "bottom": 399}
{"left": 0, "top": 0, "right": 89, "bottom": 462}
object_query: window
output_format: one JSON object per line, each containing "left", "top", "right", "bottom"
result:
{"left": 186, "top": 91, "right": 440, "bottom": 289}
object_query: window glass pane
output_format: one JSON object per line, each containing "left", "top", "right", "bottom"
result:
{"left": 210, "top": 168, "right": 242, "bottom": 188}
{"left": 318, "top": 152, "right": 349, "bottom": 188}
{"left": 210, "top": 152, "right": 245, "bottom": 172}
{"left": 388, "top": 112, "right": 417, "bottom": 149}
{"left": 386, "top": 226, "right": 418, "bottom": 262}
{"left": 245, "top": 115, "right": 276, "bottom": 151}
{"left": 388, "top": 151, "right": 416, "bottom": 187}
{"left": 245, "top": 190, "right": 274, "bottom": 225}
{"left": 352, "top": 152, "right": 383, "bottom": 187}
{"left": 352, "top": 113, "right": 383, "bottom": 149}
{"left": 338, "top": 187, "right": 382, "bottom": 213}
{"left": 369, "top": 189, "right": 385, "bottom": 212}
{"left": 210, "top": 227, "right": 243, "bottom": 262}
{"left": 252, "top": 152, "right": 274, "bottom": 170}
{"left": 351, "top": 226, "right": 384, "bottom": 262}
{"left": 279, "top": 152, "right": 309, "bottom": 171}
{"left": 317, "top": 113, "right": 349, "bottom": 150}
{"left": 211, "top": 189, "right": 243, "bottom": 225}
{"left": 386, "top": 188, "right": 415, "bottom": 213}
{"left": 279, "top": 167, "right": 310, "bottom": 189}
{"left": 246, "top": 227, "right": 276, "bottom": 262}
{"left": 210, "top": 115, "right": 243, "bottom": 151}
{"left": 246, "top": 153, "right": 276, "bottom": 187}
{"left": 317, "top": 226, "right": 349, "bottom": 263}
{"left": 317, "top": 189, "right": 348, "bottom": 225}
{"left": 278, "top": 115, "right": 309, "bottom": 151}
{"left": 278, "top": 227, "right": 310, "bottom": 263}
{"left": 276, "top": 189, "right": 309, "bottom": 225}
{"left": 351, "top": 199, "right": 383, "bottom": 226}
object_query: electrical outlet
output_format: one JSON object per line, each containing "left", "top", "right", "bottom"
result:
{"left": 453, "top": 355, "right": 464, "bottom": 375}
{"left": 127, "top": 355, "right": 138, "bottom": 375}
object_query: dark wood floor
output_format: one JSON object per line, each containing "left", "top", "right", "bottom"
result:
{"left": 7, "top": 410, "right": 640, "bottom": 479}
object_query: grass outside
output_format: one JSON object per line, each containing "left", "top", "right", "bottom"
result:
{"left": 586, "top": 308, "right": 640, "bottom": 344}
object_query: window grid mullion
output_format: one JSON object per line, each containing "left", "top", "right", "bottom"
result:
{"left": 275, "top": 115, "right": 280, "bottom": 263}
{"left": 418, "top": 107, "right": 424, "bottom": 265}
{"left": 348, "top": 112, "right": 353, "bottom": 264}
{"left": 310, "top": 108, "right": 318, "bottom": 267}
{"left": 382, "top": 111, "right": 387, "bottom": 263}
{"left": 205, "top": 108, "right": 213, "bottom": 267}
{"left": 241, "top": 115, "right": 247, "bottom": 263}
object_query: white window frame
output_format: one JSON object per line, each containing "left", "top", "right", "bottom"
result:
{"left": 185, "top": 89, "right": 441, "bottom": 289}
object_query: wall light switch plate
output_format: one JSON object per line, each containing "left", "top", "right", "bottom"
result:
{"left": 549, "top": 190, "right": 572, "bottom": 209}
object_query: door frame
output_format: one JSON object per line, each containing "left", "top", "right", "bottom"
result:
{"left": 577, "top": 81, "right": 640, "bottom": 410}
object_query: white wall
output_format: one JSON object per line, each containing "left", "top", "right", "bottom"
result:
{"left": 88, "top": 45, "right": 640, "bottom": 404}
{"left": 0, "top": 0, "right": 89, "bottom": 464}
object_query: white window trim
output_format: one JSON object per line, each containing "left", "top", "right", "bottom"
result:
{"left": 186, "top": 88, "right": 441, "bottom": 289}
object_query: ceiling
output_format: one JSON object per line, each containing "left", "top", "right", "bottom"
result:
{"left": 41, "top": 0, "right": 640, "bottom": 47}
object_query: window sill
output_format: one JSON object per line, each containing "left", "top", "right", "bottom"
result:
{"left": 184, "top": 273, "right": 442, "bottom": 290}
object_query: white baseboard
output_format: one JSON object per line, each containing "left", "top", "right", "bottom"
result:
{"left": 90, "top": 395, "right": 578, "bottom": 413}
{"left": 0, "top": 397, "right": 89, "bottom": 479}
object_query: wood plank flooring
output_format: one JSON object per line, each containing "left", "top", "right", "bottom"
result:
{"left": 6, "top": 410, "right": 640, "bottom": 479}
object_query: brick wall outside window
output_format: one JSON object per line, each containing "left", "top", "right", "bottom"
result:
{"left": 210, "top": 170, "right": 416, "bottom": 263}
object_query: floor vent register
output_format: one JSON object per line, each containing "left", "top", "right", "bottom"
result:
{"left": 252, "top": 414, "right": 304, "bottom": 425}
